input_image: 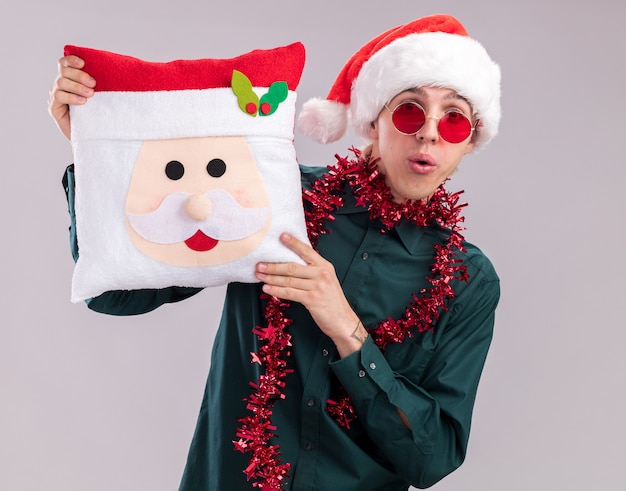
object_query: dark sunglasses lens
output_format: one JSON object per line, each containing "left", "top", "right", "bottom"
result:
{"left": 439, "top": 111, "right": 472, "bottom": 143}
{"left": 392, "top": 103, "right": 425, "bottom": 134}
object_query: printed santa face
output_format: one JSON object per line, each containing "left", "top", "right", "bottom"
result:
{"left": 125, "top": 136, "right": 271, "bottom": 266}
{"left": 64, "top": 42, "right": 308, "bottom": 302}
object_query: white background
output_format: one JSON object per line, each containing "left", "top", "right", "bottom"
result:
{"left": 2, "top": 0, "right": 625, "bottom": 490}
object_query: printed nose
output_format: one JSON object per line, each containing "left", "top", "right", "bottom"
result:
{"left": 184, "top": 194, "right": 212, "bottom": 221}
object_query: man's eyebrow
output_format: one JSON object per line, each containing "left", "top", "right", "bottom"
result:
{"left": 445, "top": 92, "right": 470, "bottom": 104}
{"left": 408, "top": 87, "right": 469, "bottom": 103}
{"left": 443, "top": 91, "right": 473, "bottom": 113}
{"left": 409, "top": 87, "right": 427, "bottom": 97}
{"left": 398, "top": 87, "right": 472, "bottom": 112}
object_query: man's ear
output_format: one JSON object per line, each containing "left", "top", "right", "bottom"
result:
{"left": 368, "top": 120, "right": 379, "bottom": 140}
{"left": 468, "top": 119, "right": 481, "bottom": 148}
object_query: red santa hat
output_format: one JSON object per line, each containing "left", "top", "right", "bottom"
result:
{"left": 65, "top": 43, "right": 305, "bottom": 142}
{"left": 297, "top": 14, "right": 501, "bottom": 149}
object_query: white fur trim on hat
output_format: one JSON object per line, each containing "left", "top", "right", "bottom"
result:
{"left": 297, "top": 98, "right": 348, "bottom": 144}
{"left": 352, "top": 31, "right": 501, "bottom": 149}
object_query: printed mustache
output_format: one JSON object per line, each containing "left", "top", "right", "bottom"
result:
{"left": 127, "top": 189, "right": 270, "bottom": 244}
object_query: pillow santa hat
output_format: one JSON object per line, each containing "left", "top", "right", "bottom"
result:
{"left": 297, "top": 13, "right": 501, "bottom": 149}
{"left": 66, "top": 42, "right": 309, "bottom": 302}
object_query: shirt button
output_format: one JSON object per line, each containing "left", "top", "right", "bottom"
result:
{"left": 322, "top": 348, "right": 329, "bottom": 357}
{"left": 305, "top": 442, "right": 313, "bottom": 451}
{"left": 358, "top": 369, "right": 366, "bottom": 378}
{"left": 369, "top": 362, "right": 376, "bottom": 370}
{"left": 307, "top": 398, "right": 315, "bottom": 407}
{"left": 361, "top": 252, "right": 369, "bottom": 260}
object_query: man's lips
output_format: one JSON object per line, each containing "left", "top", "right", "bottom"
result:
{"left": 184, "top": 230, "right": 219, "bottom": 251}
{"left": 408, "top": 154, "right": 436, "bottom": 175}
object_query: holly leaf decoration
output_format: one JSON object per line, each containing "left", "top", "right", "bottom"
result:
{"left": 232, "top": 70, "right": 260, "bottom": 116}
{"left": 259, "top": 81, "right": 288, "bottom": 116}
{"left": 231, "top": 71, "right": 288, "bottom": 117}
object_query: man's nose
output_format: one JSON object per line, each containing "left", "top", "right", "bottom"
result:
{"left": 416, "top": 117, "right": 439, "bottom": 143}
{"left": 184, "top": 194, "right": 212, "bottom": 221}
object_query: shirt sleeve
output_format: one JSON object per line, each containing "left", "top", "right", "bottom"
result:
{"left": 62, "top": 165, "right": 202, "bottom": 316}
{"left": 329, "top": 271, "right": 499, "bottom": 488}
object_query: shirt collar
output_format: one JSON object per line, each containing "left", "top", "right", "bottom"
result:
{"left": 394, "top": 219, "right": 430, "bottom": 256}
{"left": 336, "top": 189, "right": 430, "bottom": 256}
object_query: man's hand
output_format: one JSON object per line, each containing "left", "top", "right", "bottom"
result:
{"left": 48, "top": 55, "right": 96, "bottom": 140}
{"left": 256, "top": 233, "right": 368, "bottom": 358}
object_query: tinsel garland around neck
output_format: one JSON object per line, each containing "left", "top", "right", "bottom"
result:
{"left": 234, "top": 148, "right": 469, "bottom": 490}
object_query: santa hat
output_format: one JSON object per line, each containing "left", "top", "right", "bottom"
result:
{"left": 65, "top": 43, "right": 305, "bottom": 142}
{"left": 297, "top": 14, "right": 501, "bottom": 149}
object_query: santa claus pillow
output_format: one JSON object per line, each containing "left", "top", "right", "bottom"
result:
{"left": 66, "top": 43, "right": 309, "bottom": 302}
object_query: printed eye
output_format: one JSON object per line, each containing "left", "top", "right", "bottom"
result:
{"left": 165, "top": 160, "right": 185, "bottom": 180}
{"left": 207, "top": 159, "right": 227, "bottom": 178}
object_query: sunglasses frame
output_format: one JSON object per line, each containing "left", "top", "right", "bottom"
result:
{"left": 384, "top": 100, "right": 477, "bottom": 144}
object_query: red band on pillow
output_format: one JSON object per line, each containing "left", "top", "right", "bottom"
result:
{"left": 64, "top": 43, "right": 305, "bottom": 92}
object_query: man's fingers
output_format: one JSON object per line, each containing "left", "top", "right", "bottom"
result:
{"left": 259, "top": 275, "right": 319, "bottom": 303}
{"left": 58, "top": 66, "right": 96, "bottom": 90}
{"left": 59, "top": 55, "right": 85, "bottom": 71}
{"left": 48, "top": 55, "right": 92, "bottom": 140}
{"left": 279, "top": 233, "right": 319, "bottom": 265}
{"left": 256, "top": 261, "right": 313, "bottom": 283}
{"left": 57, "top": 75, "right": 94, "bottom": 98}
{"left": 58, "top": 55, "right": 96, "bottom": 91}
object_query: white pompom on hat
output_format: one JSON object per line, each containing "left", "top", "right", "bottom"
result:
{"left": 297, "top": 14, "right": 501, "bottom": 149}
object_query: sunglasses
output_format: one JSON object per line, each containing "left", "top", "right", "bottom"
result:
{"left": 384, "top": 101, "right": 476, "bottom": 144}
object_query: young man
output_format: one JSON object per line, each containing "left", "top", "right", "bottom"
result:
{"left": 49, "top": 14, "right": 501, "bottom": 491}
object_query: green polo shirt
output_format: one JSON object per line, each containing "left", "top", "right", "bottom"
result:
{"left": 63, "top": 163, "right": 499, "bottom": 490}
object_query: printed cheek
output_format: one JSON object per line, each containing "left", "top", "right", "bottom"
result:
{"left": 127, "top": 190, "right": 169, "bottom": 214}
{"left": 231, "top": 187, "right": 248, "bottom": 202}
